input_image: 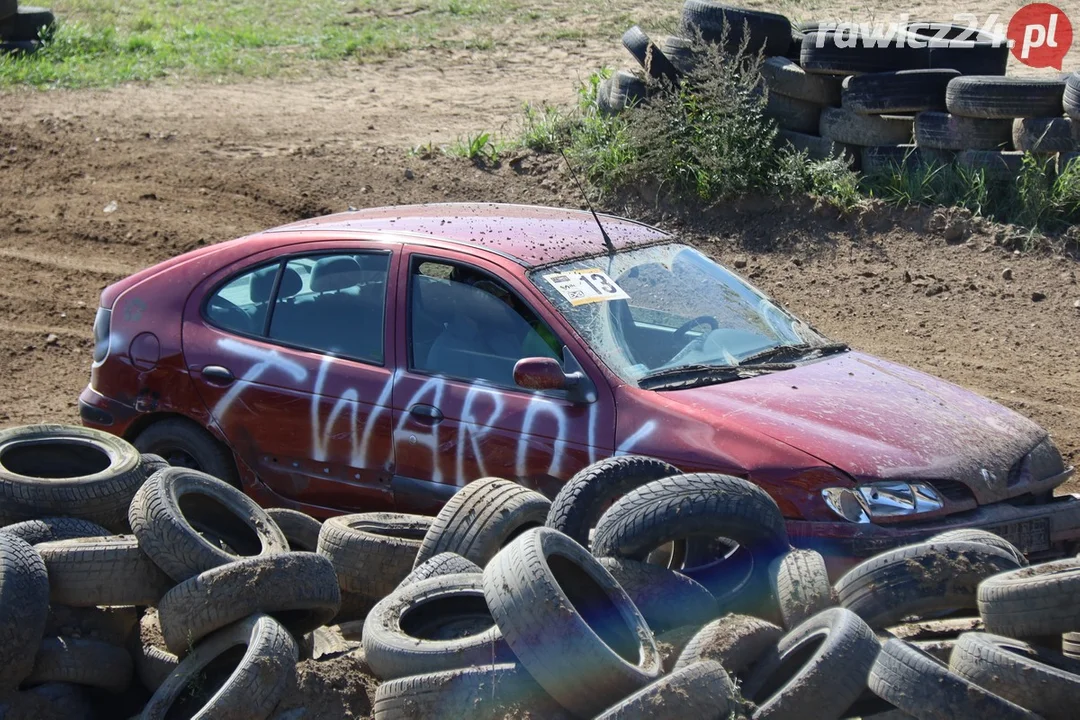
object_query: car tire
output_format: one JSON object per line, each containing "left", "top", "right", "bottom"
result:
{"left": 622, "top": 25, "right": 680, "bottom": 82}
{"left": 901, "top": 22, "right": 1009, "bottom": 75}
{"left": 0, "top": 424, "right": 152, "bottom": 531}
{"left": 363, "top": 574, "right": 512, "bottom": 681}
{"left": 130, "top": 609, "right": 178, "bottom": 693}
{"left": 264, "top": 507, "right": 322, "bottom": 552}
{"left": 547, "top": 455, "right": 680, "bottom": 548}
{"left": 141, "top": 614, "right": 298, "bottom": 720}
{"left": 0, "top": 5, "right": 55, "bottom": 42}
{"left": 914, "top": 111, "right": 1012, "bottom": 150}
{"left": 835, "top": 540, "right": 1019, "bottom": 629}
{"left": 1013, "top": 117, "right": 1077, "bottom": 154}
{"left": 949, "top": 631, "right": 1080, "bottom": 719}
{"left": 37, "top": 535, "right": 173, "bottom": 607}
{"left": 595, "top": 660, "right": 738, "bottom": 719}
{"left": 842, "top": 69, "right": 959, "bottom": 114}
{"left": 319, "top": 512, "right": 431, "bottom": 606}
{"left": 128, "top": 466, "right": 289, "bottom": 583}
{"left": 157, "top": 552, "right": 340, "bottom": 655}
{"left": 956, "top": 150, "right": 1029, "bottom": 179}
{"left": 766, "top": 92, "right": 823, "bottom": 134}
{"left": 1, "top": 517, "right": 110, "bottom": 545}
{"left": 978, "top": 558, "right": 1080, "bottom": 638}
{"left": 133, "top": 417, "right": 239, "bottom": 487}
{"left": 483, "top": 527, "right": 662, "bottom": 717}
{"left": 396, "top": 551, "right": 481, "bottom": 590}
{"left": 26, "top": 636, "right": 133, "bottom": 693}
{"left": 931, "top": 529, "right": 1027, "bottom": 566}
{"left": 680, "top": 1, "right": 791, "bottom": 57}
{"left": 0, "top": 534, "right": 50, "bottom": 692}
{"left": 415, "top": 477, "right": 550, "bottom": 569}
{"left": 673, "top": 613, "right": 783, "bottom": 675}
{"left": 598, "top": 557, "right": 718, "bottom": 634}
{"left": 869, "top": 637, "right": 1039, "bottom": 720}
{"left": 659, "top": 35, "right": 698, "bottom": 74}
{"left": 769, "top": 549, "right": 836, "bottom": 629}
{"left": 946, "top": 76, "right": 1067, "bottom": 119}
{"left": 761, "top": 57, "right": 842, "bottom": 106}
{"left": 777, "top": 129, "right": 859, "bottom": 167}
{"left": 800, "top": 30, "right": 923, "bottom": 75}
{"left": 609, "top": 69, "right": 648, "bottom": 113}
{"left": 819, "top": 107, "right": 914, "bottom": 146}
{"left": 0, "top": 682, "right": 93, "bottom": 720}
{"left": 1066, "top": 73, "right": 1080, "bottom": 120}
{"left": 371, "top": 662, "right": 567, "bottom": 720}
{"left": 45, "top": 605, "right": 137, "bottom": 647}
{"left": 0, "top": 0, "right": 15, "bottom": 22}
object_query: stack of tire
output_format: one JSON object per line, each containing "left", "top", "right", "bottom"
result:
{"left": 0, "top": 2, "right": 54, "bottom": 56}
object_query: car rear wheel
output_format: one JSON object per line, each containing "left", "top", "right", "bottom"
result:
{"left": 132, "top": 418, "right": 238, "bottom": 488}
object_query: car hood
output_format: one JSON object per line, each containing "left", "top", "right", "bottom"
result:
{"left": 659, "top": 351, "right": 1045, "bottom": 503}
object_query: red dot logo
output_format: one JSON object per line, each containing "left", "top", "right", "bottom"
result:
{"left": 1007, "top": 3, "right": 1073, "bottom": 70}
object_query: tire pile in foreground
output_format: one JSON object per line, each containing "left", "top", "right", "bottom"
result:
{"left": 1, "top": 424, "right": 1080, "bottom": 719}
{"left": 0, "top": 2, "right": 55, "bottom": 56}
{"left": 604, "top": 1, "right": 1080, "bottom": 179}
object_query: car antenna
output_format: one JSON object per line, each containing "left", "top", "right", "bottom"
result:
{"left": 560, "top": 148, "right": 616, "bottom": 257}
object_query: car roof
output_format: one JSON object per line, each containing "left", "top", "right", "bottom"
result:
{"left": 266, "top": 203, "right": 670, "bottom": 268}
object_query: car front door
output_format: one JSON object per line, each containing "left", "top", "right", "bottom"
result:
{"left": 390, "top": 247, "right": 616, "bottom": 510}
{"left": 182, "top": 240, "right": 399, "bottom": 515}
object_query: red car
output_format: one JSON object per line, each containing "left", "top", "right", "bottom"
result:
{"left": 80, "top": 203, "right": 1080, "bottom": 575}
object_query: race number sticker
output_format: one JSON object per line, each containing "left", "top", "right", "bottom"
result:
{"left": 543, "top": 268, "right": 630, "bottom": 306}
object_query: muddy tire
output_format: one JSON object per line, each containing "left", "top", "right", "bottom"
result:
{"left": 596, "top": 660, "right": 737, "bottom": 719}
{"left": 914, "top": 110, "right": 1011, "bottom": 151}
{"left": 949, "top": 632, "right": 1080, "bottom": 719}
{"left": 659, "top": 35, "right": 698, "bottom": 74}
{"left": 319, "top": 512, "right": 431, "bottom": 606}
{"left": 766, "top": 92, "right": 822, "bottom": 134}
{"left": 869, "top": 637, "right": 1039, "bottom": 720}
{"left": 264, "top": 508, "right": 321, "bottom": 552}
{"left": 946, "top": 76, "right": 1067, "bottom": 119}
{"left": 363, "top": 574, "right": 512, "bottom": 681}
{"left": 836, "top": 540, "right": 1019, "bottom": 629}
{"left": 396, "top": 552, "right": 481, "bottom": 590}
{"left": 674, "top": 613, "right": 783, "bottom": 675}
{"left": 372, "top": 662, "right": 568, "bottom": 720}
{"left": 978, "top": 558, "right": 1080, "bottom": 638}
{"left": 761, "top": 57, "right": 842, "bottom": 105}
{"left": 547, "top": 455, "right": 679, "bottom": 549}
{"left": 800, "top": 30, "right": 922, "bottom": 75}
{"left": 819, "top": 107, "right": 913, "bottom": 146}
{"left": 1066, "top": 74, "right": 1080, "bottom": 120}
{"left": 130, "top": 609, "right": 178, "bottom": 692}
{"left": 609, "top": 69, "right": 647, "bottom": 113}
{"left": 956, "top": 150, "right": 1029, "bottom": 179}
{"left": 0, "top": 534, "right": 50, "bottom": 691}
{"left": 680, "top": 2, "right": 791, "bottom": 57}
{"left": 157, "top": 552, "right": 340, "bottom": 655}
{"left": 415, "top": 477, "right": 549, "bottom": 569}
{"left": 128, "top": 467, "right": 289, "bottom": 583}
{"left": 901, "top": 22, "right": 1009, "bottom": 76}
{"left": 931, "top": 529, "right": 1027, "bottom": 566}
{"left": 743, "top": 608, "right": 879, "bottom": 720}
{"left": 142, "top": 614, "right": 297, "bottom": 720}
{"left": 842, "top": 69, "right": 959, "bottom": 114}
{"left": 46, "top": 605, "right": 138, "bottom": 647}
{"left": 770, "top": 549, "right": 835, "bottom": 629}
{"left": 1013, "top": 117, "right": 1077, "bottom": 154}
{"left": 483, "top": 527, "right": 661, "bottom": 717}
{"left": 621, "top": 25, "right": 680, "bottom": 82}
{"left": 26, "top": 636, "right": 133, "bottom": 693}
{"left": 37, "top": 535, "right": 173, "bottom": 607}
{"left": 0, "top": 424, "right": 151, "bottom": 531}
{"left": 777, "top": 130, "right": 859, "bottom": 167}
{"left": 1, "top": 517, "right": 110, "bottom": 545}
{"left": 598, "top": 557, "right": 718, "bottom": 634}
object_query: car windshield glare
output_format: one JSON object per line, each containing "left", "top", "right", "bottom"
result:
{"left": 529, "top": 243, "right": 829, "bottom": 384}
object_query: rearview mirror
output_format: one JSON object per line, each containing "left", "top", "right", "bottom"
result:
{"left": 514, "top": 357, "right": 569, "bottom": 391}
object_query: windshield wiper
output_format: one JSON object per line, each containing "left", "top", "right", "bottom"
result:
{"left": 638, "top": 362, "right": 796, "bottom": 391}
{"left": 739, "top": 342, "right": 849, "bottom": 366}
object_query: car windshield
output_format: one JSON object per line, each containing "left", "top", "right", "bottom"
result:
{"left": 529, "top": 243, "right": 832, "bottom": 385}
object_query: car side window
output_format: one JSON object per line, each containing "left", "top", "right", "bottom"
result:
{"left": 409, "top": 258, "right": 561, "bottom": 387}
{"left": 267, "top": 252, "right": 390, "bottom": 363}
{"left": 204, "top": 263, "right": 278, "bottom": 336}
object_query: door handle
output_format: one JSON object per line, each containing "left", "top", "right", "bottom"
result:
{"left": 409, "top": 404, "right": 443, "bottom": 423}
{"left": 202, "top": 365, "right": 235, "bottom": 386}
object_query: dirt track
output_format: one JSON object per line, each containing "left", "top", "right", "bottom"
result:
{"left": 2, "top": 37, "right": 1080, "bottom": 491}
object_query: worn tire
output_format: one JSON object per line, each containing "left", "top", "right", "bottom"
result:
{"left": 415, "top": 477, "right": 550, "bottom": 569}
{"left": 1, "top": 517, "right": 110, "bottom": 545}
{"left": 371, "top": 662, "right": 567, "bottom": 720}
{"left": 621, "top": 25, "right": 680, "bottom": 82}
{"left": 0, "top": 0, "right": 15, "bottom": 22}
{"left": 766, "top": 92, "right": 822, "bottom": 133}
{"left": 26, "top": 636, "right": 133, "bottom": 693}
{"left": 128, "top": 466, "right": 289, "bottom": 583}
{"left": 0, "top": 534, "right": 50, "bottom": 691}
{"left": 900, "top": 22, "right": 1009, "bottom": 75}
{"left": 596, "top": 660, "right": 737, "bottom": 719}
{"left": 761, "top": 57, "right": 842, "bottom": 105}
{"left": 396, "top": 552, "right": 480, "bottom": 590}
{"left": 914, "top": 111, "right": 1011, "bottom": 150}
{"left": 957, "top": 150, "right": 1029, "bottom": 179}
{"left": 860, "top": 144, "right": 954, "bottom": 175}
{"left": 978, "top": 558, "right": 1080, "bottom": 638}
{"left": 1065, "top": 632, "right": 1080, "bottom": 660}
{"left": 819, "top": 107, "right": 913, "bottom": 146}
{"left": 598, "top": 557, "right": 718, "bottom": 634}
{"left": 1013, "top": 117, "right": 1077, "bottom": 154}
{"left": 0, "top": 682, "right": 93, "bottom": 720}
{"left": 264, "top": 508, "right": 321, "bottom": 552}
{"left": 836, "top": 540, "right": 1019, "bottom": 629}
{"left": 319, "top": 512, "right": 431, "bottom": 602}
{"left": 777, "top": 129, "right": 859, "bottom": 167}
{"left": 680, "top": 2, "right": 791, "bottom": 57}
{"left": 37, "top": 535, "right": 173, "bottom": 607}
{"left": 946, "top": 75, "right": 1067, "bottom": 119}
{"left": 142, "top": 614, "right": 298, "bottom": 720}
{"left": 931, "top": 528, "right": 1027, "bottom": 566}
{"left": 869, "top": 637, "right": 1039, "bottom": 720}
{"left": 0, "top": 424, "right": 152, "bottom": 531}
{"left": 949, "top": 631, "right": 1080, "bottom": 720}
{"left": 673, "top": 613, "right": 783, "bottom": 674}
{"left": 133, "top": 417, "right": 239, "bottom": 487}
{"left": 769, "top": 549, "right": 835, "bottom": 629}
{"left": 843, "top": 69, "right": 958, "bottom": 114}
{"left": 800, "top": 30, "right": 922, "bottom": 75}
{"left": 46, "top": 605, "right": 138, "bottom": 647}
{"left": 0, "top": 5, "right": 55, "bottom": 42}
{"left": 659, "top": 35, "right": 698, "bottom": 74}
{"left": 363, "top": 574, "right": 512, "bottom": 681}
{"left": 130, "top": 609, "right": 178, "bottom": 693}
{"left": 483, "top": 527, "right": 661, "bottom": 717}
{"left": 157, "top": 552, "right": 340, "bottom": 655}
{"left": 1066, "top": 73, "right": 1080, "bottom": 120}
{"left": 609, "top": 69, "right": 647, "bottom": 113}
{"left": 547, "top": 455, "right": 679, "bottom": 549}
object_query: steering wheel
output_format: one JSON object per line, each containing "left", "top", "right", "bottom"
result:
{"left": 207, "top": 296, "right": 252, "bottom": 333}
{"left": 673, "top": 315, "right": 719, "bottom": 343}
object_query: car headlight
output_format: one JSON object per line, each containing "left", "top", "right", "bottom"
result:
{"left": 821, "top": 481, "right": 944, "bottom": 524}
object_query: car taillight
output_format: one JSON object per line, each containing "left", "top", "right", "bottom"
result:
{"left": 93, "top": 307, "right": 112, "bottom": 363}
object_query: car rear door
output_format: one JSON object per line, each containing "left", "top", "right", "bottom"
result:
{"left": 181, "top": 239, "right": 399, "bottom": 514}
